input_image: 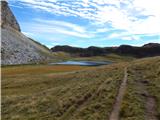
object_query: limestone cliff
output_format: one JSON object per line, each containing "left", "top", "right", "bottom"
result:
{"left": 1, "top": 1, "right": 21, "bottom": 31}
{"left": 1, "top": 1, "right": 52, "bottom": 65}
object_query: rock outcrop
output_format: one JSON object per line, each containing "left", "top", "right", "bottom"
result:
{"left": 1, "top": 1, "right": 52, "bottom": 65}
{"left": 1, "top": 1, "right": 20, "bottom": 31}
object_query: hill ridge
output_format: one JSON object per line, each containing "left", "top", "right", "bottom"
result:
{"left": 51, "top": 43, "right": 160, "bottom": 57}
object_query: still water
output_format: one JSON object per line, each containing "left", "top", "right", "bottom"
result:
{"left": 51, "top": 61, "right": 112, "bottom": 66}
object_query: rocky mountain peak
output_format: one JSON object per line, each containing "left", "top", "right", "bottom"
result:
{"left": 1, "top": 1, "right": 21, "bottom": 31}
{"left": 1, "top": 1, "right": 52, "bottom": 65}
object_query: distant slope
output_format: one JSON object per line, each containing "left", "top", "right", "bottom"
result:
{"left": 1, "top": 1, "right": 52, "bottom": 65}
{"left": 51, "top": 43, "right": 160, "bottom": 57}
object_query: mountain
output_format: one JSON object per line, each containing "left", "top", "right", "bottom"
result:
{"left": 115, "top": 43, "right": 160, "bottom": 57}
{"left": 51, "top": 45, "right": 107, "bottom": 57}
{"left": 1, "top": 1, "right": 52, "bottom": 65}
{"left": 51, "top": 43, "right": 160, "bottom": 57}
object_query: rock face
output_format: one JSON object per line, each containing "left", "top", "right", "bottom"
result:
{"left": 1, "top": 1, "right": 52, "bottom": 65}
{"left": 1, "top": 1, "right": 20, "bottom": 31}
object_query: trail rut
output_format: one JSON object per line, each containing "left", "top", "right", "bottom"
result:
{"left": 109, "top": 67, "right": 128, "bottom": 120}
{"left": 134, "top": 70, "right": 158, "bottom": 120}
{"left": 146, "top": 96, "right": 157, "bottom": 120}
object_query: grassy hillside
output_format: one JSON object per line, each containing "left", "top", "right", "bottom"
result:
{"left": 1, "top": 56, "right": 160, "bottom": 120}
{"left": 53, "top": 52, "right": 136, "bottom": 62}
{"left": 120, "top": 57, "right": 160, "bottom": 120}
{"left": 72, "top": 53, "right": 135, "bottom": 62}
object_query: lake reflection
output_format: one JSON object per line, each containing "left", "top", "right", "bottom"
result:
{"left": 50, "top": 61, "right": 112, "bottom": 66}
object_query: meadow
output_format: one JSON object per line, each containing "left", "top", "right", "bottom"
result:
{"left": 2, "top": 56, "right": 160, "bottom": 120}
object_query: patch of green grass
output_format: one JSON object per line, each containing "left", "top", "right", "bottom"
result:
{"left": 72, "top": 53, "right": 136, "bottom": 62}
{"left": 52, "top": 52, "right": 73, "bottom": 61}
{"left": 52, "top": 52, "right": 136, "bottom": 62}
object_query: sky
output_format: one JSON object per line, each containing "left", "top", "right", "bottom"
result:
{"left": 8, "top": 0, "right": 160, "bottom": 48}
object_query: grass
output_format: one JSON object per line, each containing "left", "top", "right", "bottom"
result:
{"left": 1, "top": 56, "right": 160, "bottom": 120}
{"left": 120, "top": 56, "right": 160, "bottom": 120}
{"left": 52, "top": 52, "right": 136, "bottom": 62}
{"left": 137, "top": 57, "right": 160, "bottom": 119}
{"left": 2, "top": 62, "right": 125, "bottom": 120}
{"left": 120, "top": 73, "right": 146, "bottom": 120}
{"left": 1, "top": 65, "right": 88, "bottom": 76}
{"left": 1, "top": 65, "right": 89, "bottom": 96}
{"left": 72, "top": 54, "right": 135, "bottom": 62}
{"left": 52, "top": 52, "right": 73, "bottom": 61}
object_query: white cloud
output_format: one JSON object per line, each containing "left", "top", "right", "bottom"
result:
{"left": 108, "top": 33, "right": 121, "bottom": 39}
{"left": 9, "top": 4, "right": 23, "bottom": 8}
{"left": 34, "top": 19, "right": 86, "bottom": 33}
{"left": 133, "top": 0, "right": 160, "bottom": 16}
{"left": 22, "top": 31, "right": 34, "bottom": 36}
{"left": 53, "top": 28, "right": 92, "bottom": 38}
{"left": 9, "top": 0, "right": 160, "bottom": 40}
{"left": 93, "top": 27, "right": 110, "bottom": 33}
{"left": 22, "top": 19, "right": 94, "bottom": 38}
{"left": 121, "top": 36, "right": 140, "bottom": 41}
{"left": 107, "top": 32, "right": 140, "bottom": 40}
{"left": 121, "top": 36, "right": 133, "bottom": 40}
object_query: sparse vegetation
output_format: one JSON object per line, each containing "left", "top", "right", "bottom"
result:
{"left": 2, "top": 63, "right": 125, "bottom": 120}
{"left": 53, "top": 52, "right": 136, "bottom": 62}
{"left": 1, "top": 56, "right": 160, "bottom": 120}
{"left": 120, "top": 57, "right": 160, "bottom": 120}
{"left": 72, "top": 53, "right": 135, "bottom": 62}
{"left": 2, "top": 1, "right": 160, "bottom": 119}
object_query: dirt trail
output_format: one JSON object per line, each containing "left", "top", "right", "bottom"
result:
{"left": 109, "top": 67, "right": 128, "bottom": 120}
{"left": 138, "top": 81, "right": 158, "bottom": 120}
{"left": 134, "top": 70, "right": 158, "bottom": 120}
{"left": 146, "top": 96, "right": 158, "bottom": 120}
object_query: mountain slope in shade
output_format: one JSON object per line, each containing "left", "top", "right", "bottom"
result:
{"left": 51, "top": 43, "right": 160, "bottom": 57}
{"left": 1, "top": 1, "right": 52, "bottom": 65}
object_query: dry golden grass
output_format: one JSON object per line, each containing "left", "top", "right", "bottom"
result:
{"left": 2, "top": 62, "right": 126, "bottom": 120}
{"left": 2, "top": 65, "right": 88, "bottom": 76}
{"left": 120, "top": 56, "right": 160, "bottom": 120}
{"left": 1, "top": 56, "right": 160, "bottom": 120}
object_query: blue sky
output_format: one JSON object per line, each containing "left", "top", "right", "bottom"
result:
{"left": 8, "top": 0, "right": 160, "bottom": 48}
